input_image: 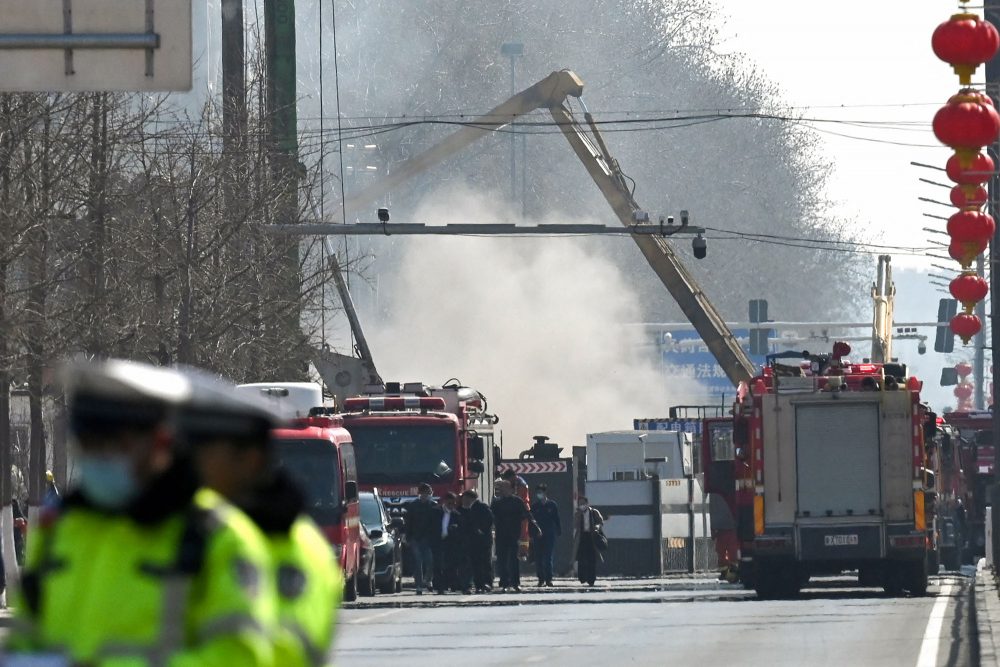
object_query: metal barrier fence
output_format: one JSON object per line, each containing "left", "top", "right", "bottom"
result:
{"left": 588, "top": 478, "right": 717, "bottom": 576}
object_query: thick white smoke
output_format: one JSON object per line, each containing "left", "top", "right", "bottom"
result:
{"left": 370, "top": 188, "right": 700, "bottom": 455}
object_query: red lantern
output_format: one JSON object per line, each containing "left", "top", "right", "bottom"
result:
{"left": 954, "top": 383, "right": 975, "bottom": 401}
{"left": 951, "top": 312, "right": 982, "bottom": 344}
{"left": 946, "top": 151, "right": 995, "bottom": 183}
{"left": 933, "top": 12, "right": 1000, "bottom": 85}
{"left": 956, "top": 361, "right": 974, "bottom": 378}
{"left": 951, "top": 184, "right": 989, "bottom": 209}
{"left": 949, "top": 237, "right": 989, "bottom": 268}
{"left": 933, "top": 92, "right": 1000, "bottom": 154}
{"left": 950, "top": 271, "right": 990, "bottom": 312}
{"left": 947, "top": 209, "right": 996, "bottom": 244}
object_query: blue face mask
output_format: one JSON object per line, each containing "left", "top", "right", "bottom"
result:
{"left": 78, "top": 454, "right": 139, "bottom": 511}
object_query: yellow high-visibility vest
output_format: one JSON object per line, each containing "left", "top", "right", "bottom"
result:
{"left": 7, "top": 488, "right": 276, "bottom": 667}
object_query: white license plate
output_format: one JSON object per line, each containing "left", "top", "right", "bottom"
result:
{"left": 824, "top": 534, "right": 859, "bottom": 546}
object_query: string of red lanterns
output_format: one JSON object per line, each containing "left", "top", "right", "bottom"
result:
{"left": 932, "top": 2, "right": 1000, "bottom": 344}
{"left": 954, "top": 361, "right": 975, "bottom": 411}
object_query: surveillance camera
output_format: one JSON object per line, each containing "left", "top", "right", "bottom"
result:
{"left": 692, "top": 234, "right": 707, "bottom": 260}
{"left": 918, "top": 341, "right": 927, "bottom": 355}
{"left": 680, "top": 210, "right": 689, "bottom": 226}
{"left": 377, "top": 207, "right": 390, "bottom": 222}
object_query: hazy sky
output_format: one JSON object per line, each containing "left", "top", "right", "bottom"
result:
{"left": 716, "top": 1, "right": 957, "bottom": 271}
{"left": 715, "top": 2, "right": 984, "bottom": 409}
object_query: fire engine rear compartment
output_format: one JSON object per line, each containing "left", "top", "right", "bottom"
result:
{"left": 756, "top": 390, "right": 926, "bottom": 595}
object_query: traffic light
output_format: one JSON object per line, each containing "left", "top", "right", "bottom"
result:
{"left": 933, "top": 298, "right": 958, "bottom": 353}
{"left": 749, "top": 299, "right": 769, "bottom": 324}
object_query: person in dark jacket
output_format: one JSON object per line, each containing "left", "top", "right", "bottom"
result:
{"left": 460, "top": 489, "right": 494, "bottom": 592}
{"left": 403, "top": 483, "right": 438, "bottom": 594}
{"left": 433, "top": 492, "right": 466, "bottom": 594}
{"left": 530, "top": 483, "right": 561, "bottom": 587}
{"left": 491, "top": 480, "right": 537, "bottom": 592}
{"left": 574, "top": 496, "right": 605, "bottom": 586}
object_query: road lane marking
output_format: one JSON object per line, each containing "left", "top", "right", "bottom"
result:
{"left": 344, "top": 608, "right": 404, "bottom": 624}
{"left": 916, "top": 583, "right": 953, "bottom": 667}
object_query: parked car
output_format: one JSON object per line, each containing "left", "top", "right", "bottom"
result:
{"left": 360, "top": 489, "right": 403, "bottom": 594}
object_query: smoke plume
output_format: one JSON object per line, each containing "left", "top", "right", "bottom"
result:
{"left": 370, "top": 188, "right": 699, "bottom": 455}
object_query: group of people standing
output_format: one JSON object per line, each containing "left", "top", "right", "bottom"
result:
{"left": 403, "top": 470, "right": 607, "bottom": 593}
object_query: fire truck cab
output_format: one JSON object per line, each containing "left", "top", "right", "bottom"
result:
{"left": 270, "top": 414, "right": 365, "bottom": 600}
{"left": 339, "top": 381, "right": 499, "bottom": 511}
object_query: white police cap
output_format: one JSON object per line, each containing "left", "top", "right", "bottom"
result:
{"left": 62, "top": 358, "right": 192, "bottom": 432}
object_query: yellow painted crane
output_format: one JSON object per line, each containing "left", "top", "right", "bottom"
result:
{"left": 334, "top": 70, "right": 755, "bottom": 385}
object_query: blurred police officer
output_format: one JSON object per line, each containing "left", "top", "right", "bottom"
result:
{"left": 6, "top": 358, "right": 275, "bottom": 666}
{"left": 179, "top": 369, "right": 342, "bottom": 667}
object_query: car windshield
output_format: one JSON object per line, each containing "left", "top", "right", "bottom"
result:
{"left": 359, "top": 493, "right": 384, "bottom": 529}
{"left": 273, "top": 438, "right": 341, "bottom": 523}
{"left": 350, "top": 424, "right": 457, "bottom": 485}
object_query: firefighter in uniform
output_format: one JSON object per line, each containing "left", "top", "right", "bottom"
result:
{"left": 4, "top": 358, "right": 275, "bottom": 666}
{"left": 179, "top": 369, "right": 342, "bottom": 667}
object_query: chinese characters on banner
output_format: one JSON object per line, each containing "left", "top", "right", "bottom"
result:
{"left": 659, "top": 328, "right": 771, "bottom": 400}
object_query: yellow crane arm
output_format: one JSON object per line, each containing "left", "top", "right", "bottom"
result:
{"left": 343, "top": 69, "right": 756, "bottom": 385}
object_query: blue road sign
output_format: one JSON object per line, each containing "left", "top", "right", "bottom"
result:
{"left": 660, "top": 328, "right": 773, "bottom": 399}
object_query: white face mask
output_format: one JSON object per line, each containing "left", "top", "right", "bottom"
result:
{"left": 578, "top": 503, "right": 588, "bottom": 510}
{"left": 535, "top": 493, "right": 545, "bottom": 501}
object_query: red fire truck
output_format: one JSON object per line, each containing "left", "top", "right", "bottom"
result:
{"left": 942, "top": 410, "right": 993, "bottom": 564}
{"left": 338, "top": 381, "right": 499, "bottom": 510}
{"left": 703, "top": 343, "right": 938, "bottom": 597}
{"left": 270, "top": 414, "right": 367, "bottom": 600}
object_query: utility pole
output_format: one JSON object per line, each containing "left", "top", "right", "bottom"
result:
{"left": 985, "top": 1, "right": 1000, "bottom": 564}
{"left": 976, "top": 252, "right": 987, "bottom": 409}
{"left": 264, "top": 0, "right": 305, "bottom": 378}
{"left": 501, "top": 42, "right": 523, "bottom": 213}
{"left": 221, "top": 0, "right": 246, "bottom": 161}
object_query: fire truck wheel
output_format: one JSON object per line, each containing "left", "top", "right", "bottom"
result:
{"left": 927, "top": 549, "right": 940, "bottom": 575}
{"left": 904, "top": 559, "right": 928, "bottom": 597}
{"left": 882, "top": 568, "right": 904, "bottom": 596}
{"left": 344, "top": 573, "right": 358, "bottom": 602}
{"left": 754, "top": 563, "right": 800, "bottom": 599}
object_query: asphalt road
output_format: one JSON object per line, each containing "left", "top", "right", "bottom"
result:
{"left": 333, "top": 575, "right": 977, "bottom": 667}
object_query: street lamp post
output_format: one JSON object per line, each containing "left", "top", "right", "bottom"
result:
{"left": 501, "top": 41, "right": 523, "bottom": 214}
{"left": 985, "top": 1, "right": 1000, "bottom": 564}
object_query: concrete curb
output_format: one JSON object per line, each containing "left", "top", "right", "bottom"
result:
{"left": 978, "top": 571, "right": 999, "bottom": 666}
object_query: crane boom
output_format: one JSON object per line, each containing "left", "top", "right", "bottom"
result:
{"left": 870, "top": 255, "right": 895, "bottom": 364}
{"left": 340, "top": 69, "right": 756, "bottom": 385}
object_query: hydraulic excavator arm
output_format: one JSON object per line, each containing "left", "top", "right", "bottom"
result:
{"left": 340, "top": 69, "right": 756, "bottom": 386}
